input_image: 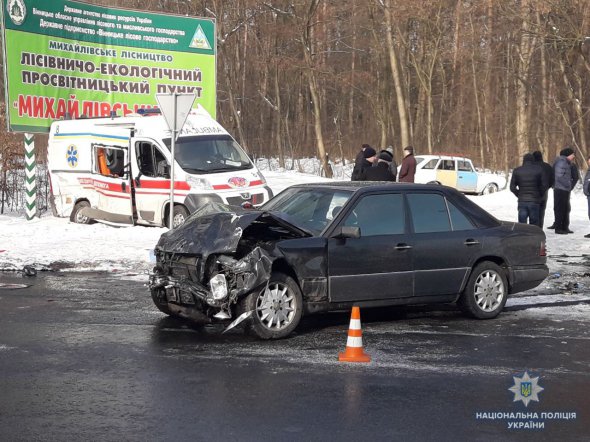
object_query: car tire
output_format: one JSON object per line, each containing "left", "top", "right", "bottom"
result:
{"left": 166, "top": 205, "right": 190, "bottom": 228}
{"left": 243, "top": 272, "right": 303, "bottom": 340}
{"left": 151, "top": 288, "right": 172, "bottom": 315}
{"left": 70, "top": 200, "right": 92, "bottom": 224}
{"left": 482, "top": 183, "right": 499, "bottom": 195}
{"left": 459, "top": 261, "right": 508, "bottom": 319}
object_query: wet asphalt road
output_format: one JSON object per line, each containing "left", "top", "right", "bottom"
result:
{"left": 0, "top": 272, "right": 589, "bottom": 441}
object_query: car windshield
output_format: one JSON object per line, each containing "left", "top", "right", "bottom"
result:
{"left": 263, "top": 187, "right": 353, "bottom": 235}
{"left": 163, "top": 135, "right": 253, "bottom": 174}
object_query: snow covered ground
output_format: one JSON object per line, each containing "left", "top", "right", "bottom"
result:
{"left": 1, "top": 164, "right": 589, "bottom": 308}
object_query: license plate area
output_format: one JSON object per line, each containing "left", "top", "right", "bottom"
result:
{"left": 166, "top": 286, "right": 179, "bottom": 302}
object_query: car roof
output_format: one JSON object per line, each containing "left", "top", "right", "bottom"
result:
{"left": 415, "top": 154, "right": 471, "bottom": 161}
{"left": 289, "top": 181, "right": 456, "bottom": 193}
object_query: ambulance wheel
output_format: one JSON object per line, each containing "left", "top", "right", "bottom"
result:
{"left": 167, "top": 205, "right": 189, "bottom": 228}
{"left": 70, "top": 201, "right": 92, "bottom": 224}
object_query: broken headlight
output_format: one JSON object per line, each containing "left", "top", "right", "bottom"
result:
{"left": 209, "top": 274, "right": 228, "bottom": 301}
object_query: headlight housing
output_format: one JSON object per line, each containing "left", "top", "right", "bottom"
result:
{"left": 209, "top": 274, "right": 228, "bottom": 301}
{"left": 186, "top": 175, "right": 213, "bottom": 190}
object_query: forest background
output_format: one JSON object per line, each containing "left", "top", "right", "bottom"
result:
{"left": 1, "top": 0, "right": 589, "bottom": 208}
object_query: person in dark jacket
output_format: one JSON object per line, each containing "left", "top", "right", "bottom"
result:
{"left": 584, "top": 156, "right": 590, "bottom": 238}
{"left": 532, "top": 151, "right": 554, "bottom": 228}
{"left": 351, "top": 144, "right": 376, "bottom": 181}
{"left": 361, "top": 151, "right": 396, "bottom": 181}
{"left": 385, "top": 146, "right": 398, "bottom": 180}
{"left": 552, "top": 147, "right": 576, "bottom": 234}
{"left": 399, "top": 146, "right": 417, "bottom": 183}
{"left": 510, "top": 153, "right": 548, "bottom": 227}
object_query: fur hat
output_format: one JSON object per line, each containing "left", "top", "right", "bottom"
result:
{"left": 379, "top": 150, "right": 393, "bottom": 162}
{"left": 363, "top": 146, "right": 377, "bottom": 158}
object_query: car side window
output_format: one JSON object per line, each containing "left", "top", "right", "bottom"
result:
{"left": 458, "top": 160, "right": 474, "bottom": 172}
{"left": 137, "top": 142, "right": 169, "bottom": 178}
{"left": 343, "top": 193, "right": 404, "bottom": 236}
{"left": 437, "top": 159, "right": 455, "bottom": 171}
{"left": 407, "top": 193, "right": 451, "bottom": 233}
{"left": 447, "top": 200, "right": 475, "bottom": 230}
{"left": 422, "top": 159, "right": 439, "bottom": 170}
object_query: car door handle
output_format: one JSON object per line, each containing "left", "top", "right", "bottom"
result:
{"left": 464, "top": 239, "right": 480, "bottom": 246}
{"left": 395, "top": 243, "right": 412, "bottom": 250}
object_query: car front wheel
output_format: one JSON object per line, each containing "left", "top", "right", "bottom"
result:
{"left": 243, "top": 272, "right": 303, "bottom": 339}
{"left": 459, "top": 262, "right": 508, "bottom": 319}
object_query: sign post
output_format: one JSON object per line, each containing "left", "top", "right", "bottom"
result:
{"left": 24, "top": 133, "right": 36, "bottom": 220}
{"left": 155, "top": 93, "right": 196, "bottom": 229}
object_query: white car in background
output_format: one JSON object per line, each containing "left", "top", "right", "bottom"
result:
{"left": 411, "top": 155, "right": 507, "bottom": 195}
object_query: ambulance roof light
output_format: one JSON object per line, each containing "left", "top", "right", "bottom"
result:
{"left": 137, "top": 108, "right": 162, "bottom": 116}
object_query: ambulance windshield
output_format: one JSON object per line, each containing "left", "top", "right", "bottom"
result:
{"left": 163, "top": 135, "right": 253, "bottom": 174}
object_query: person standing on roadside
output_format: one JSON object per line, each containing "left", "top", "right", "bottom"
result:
{"left": 552, "top": 147, "right": 576, "bottom": 234}
{"left": 510, "top": 153, "right": 548, "bottom": 227}
{"left": 532, "top": 151, "right": 554, "bottom": 228}
{"left": 361, "top": 151, "right": 396, "bottom": 181}
{"left": 584, "top": 156, "right": 590, "bottom": 238}
{"left": 351, "top": 144, "right": 375, "bottom": 181}
{"left": 399, "top": 146, "right": 417, "bottom": 183}
{"left": 386, "top": 146, "right": 398, "bottom": 181}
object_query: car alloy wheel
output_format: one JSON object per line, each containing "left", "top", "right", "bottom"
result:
{"left": 243, "top": 272, "right": 303, "bottom": 339}
{"left": 473, "top": 269, "right": 505, "bottom": 312}
{"left": 459, "top": 261, "right": 508, "bottom": 319}
{"left": 256, "top": 281, "right": 297, "bottom": 330}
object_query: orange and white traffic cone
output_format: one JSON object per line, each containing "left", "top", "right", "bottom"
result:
{"left": 338, "top": 306, "right": 371, "bottom": 363}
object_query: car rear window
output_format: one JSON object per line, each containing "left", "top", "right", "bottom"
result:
{"left": 407, "top": 193, "right": 451, "bottom": 233}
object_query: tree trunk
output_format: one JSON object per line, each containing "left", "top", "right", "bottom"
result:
{"left": 302, "top": 0, "right": 333, "bottom": 178}
{"left": 383, "top": 0, "right": 410, "bottom": 149}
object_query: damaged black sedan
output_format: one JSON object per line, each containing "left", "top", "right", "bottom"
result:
{"left": 149, "top": 183, "right": 548, "bottom": 339}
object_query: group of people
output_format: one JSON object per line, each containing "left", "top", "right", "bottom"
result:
{"left": 510, "top": 146, "right": 589, "bottom": 237}
{"left": 351, "top": 144, "right": 417, "bottom": 183}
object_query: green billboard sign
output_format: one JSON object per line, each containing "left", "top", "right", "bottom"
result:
{"left": 1, "top": 0, "right": 216, "bottom": 133}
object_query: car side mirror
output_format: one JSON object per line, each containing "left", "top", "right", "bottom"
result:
{"left": 332, "top": 226, "right": 360, "bottom": 239}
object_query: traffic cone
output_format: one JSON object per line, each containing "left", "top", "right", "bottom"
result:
{"left": 338, "top": 306, "right": 371, "bottom": 363}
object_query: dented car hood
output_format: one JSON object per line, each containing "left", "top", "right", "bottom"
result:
{"left": 156, "top": 202, "right": 311, "bottom": 255}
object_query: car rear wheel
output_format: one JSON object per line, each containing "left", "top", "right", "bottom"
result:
{"left": 459, "top": 262, "right": 507, "bottom": 319}
{"left": 70, "top": 201, "right": 92, "bottom": 224}
{"left": 482, "top": 183, "right": 499, "bottom": 194}
{"left": 243, "top": 272, "right": 303, "bottom": 339}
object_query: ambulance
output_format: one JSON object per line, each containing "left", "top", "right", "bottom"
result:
{"left": 47, "top": 107, "right": 273, "bottom": 227}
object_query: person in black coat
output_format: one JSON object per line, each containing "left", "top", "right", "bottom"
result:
{"left": 351, "top": 144, "right": 376, "bottom": 180}
{"left": 532, "top": 151, "right": 554, "bottom": 228}
{"left": 360, "top": 151, "right": 396, "bottom": 181}
{"left": 510, "top": 153, "right": 549, "bottom": 227}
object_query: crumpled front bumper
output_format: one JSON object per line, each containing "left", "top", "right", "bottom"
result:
{"left": 149, "top": 246, "right": 276, "bottom": 321}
